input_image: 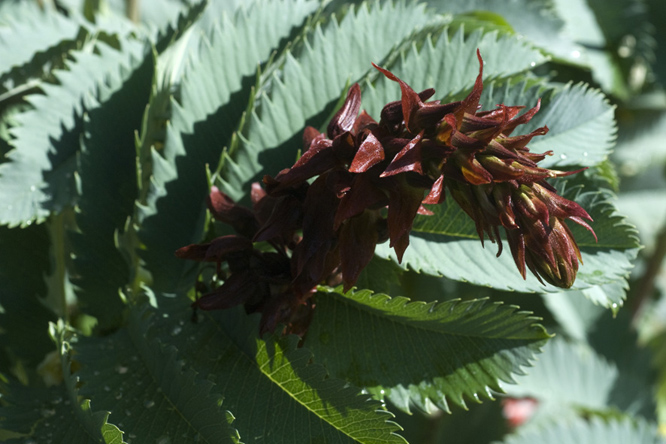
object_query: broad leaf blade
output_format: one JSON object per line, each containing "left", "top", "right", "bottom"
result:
{"left": 71, "top": 42, "right": 153, "bottom": 330}
{"left": 0, "top": 3, "right": 80, "bottom": 80}
{"left": 304, "top": 286, "right": 550, "bottom": 413}
{"left": 0, "top": 39, "right": 146, "bottom": 227}
{"left": 150, "top": 295, "right": 407, "bottom": 444}
{"left": 72, "top": 303, "right": 240, "bottom": 444}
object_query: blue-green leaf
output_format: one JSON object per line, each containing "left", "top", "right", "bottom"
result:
{"left": 0, "top": 39, "right": 145, "bottom": 227}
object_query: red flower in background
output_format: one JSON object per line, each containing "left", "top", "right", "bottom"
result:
{"left": 177, "top": 50, "right": 595, "bottom": 334}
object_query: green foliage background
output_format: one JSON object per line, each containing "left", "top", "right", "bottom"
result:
{"left": 0, "top": 0, "right": 664, "bottom": 442}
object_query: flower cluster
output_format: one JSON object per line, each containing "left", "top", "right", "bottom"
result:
{"left": 177, "top": 50, "right": 595, "bottom": 334}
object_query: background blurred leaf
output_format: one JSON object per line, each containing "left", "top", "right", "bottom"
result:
{"left": 501, "top": 331, "right": 655, "bottom": 424}
{"left": 426, "top": 0, "right": 581, "bottom": 62}
{"left": 498, "top": 416, "right": 663, "bottom": 444}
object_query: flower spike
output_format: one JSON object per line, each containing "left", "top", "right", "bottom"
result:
{"left": 177, "top": 49, "right": 596, "bottom": 336}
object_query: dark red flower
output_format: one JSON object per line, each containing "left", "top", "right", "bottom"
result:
{"left": 178, "top": 49, "right": 596, "bottom": 336}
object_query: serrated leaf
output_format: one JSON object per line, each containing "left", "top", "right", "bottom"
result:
{"left": 217, "top": 0, "right": 437, "bottom": 203}
{"left": 151, "top": 0, "right": 208, "bottom": 53}
{"left": 360, "top": 26, "right": 548, "bottom": 118}
{"left": 150, "top": 295, "right": 407, "bottom": 444}
{"left": 71, "top": 303, "right": 240, "bottom": 444}
{"left": 70, "top": 42, "right": 152, "bottom": 330}
{"left": 0, "top": 322, "right": 125, "bottom": 444}
{"left": 0, "top": 39, "right": 145, "bottom": 227}
{"left": 615, "top": 190, "right": 666, "bottom": 248}
{"left": 581, "top": 280, "right": 628, "bottom": 310}
{"left": 0, "top": 380, "right": 124, "bottom": 444}
{"left": 0, "top": 3, "right": 80, "bottom": 81}
{"left": 498, "top": 416, "right": 664, "bottom": 444}
{"left": 138, "top": 0, "right": 319, "bottom": 292}
{"left": 375, "top": 175, "right": 640, "bottom": 293}
{"left": 500, "top": 337, "right": 619, "bottom": 411}
{"left": 500, "top": 334, "right": 655, "bottom": 421}
{"left": 304, "top": 286, "right": 550, "bottom": 414}
{"left": 425, "top": 0, "right": 581, "bottom": 62}
{"left": 481, "top": 80, "right": 617, "bottom": 169}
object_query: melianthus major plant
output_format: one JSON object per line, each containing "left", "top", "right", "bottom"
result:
{"left": 0, "top": 0, "right": 664, "bottom": 443}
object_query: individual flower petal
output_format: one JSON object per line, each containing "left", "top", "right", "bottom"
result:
{"left": 265, "top": 136, "right": 336, "bottom": 194}
{"left": 349, "top": 132, "right": 385, "bottom": 173}
{"left": 384, "top": 175, "right": 428, "bottom": 262}
{"left": 502, "top": 99, "right": 542, "bottom": 136}
{"left": 327, "top": 83, "right": 362, "bottom": 139}
{"left": 293, "top": 173, "right": 342, "bottom": 276}
{"left": 253, "top": 194, "right": 304, "bottom": 243}
{"left": 207, "top": 186, "right": 258, "bottom": 238}
{"left": 338, "top": 210, "right": 381, "bottom": 291}
{"left": 373, "top": 62, "right": 424, "bottom": 133}
{"left": 380, "top": 131, "right": 425, "bottom": 177}
{"left": 334, "top": 172, "right": 388, "bottom": 228}
{"left": 459, "top": 49, "right": 485, "bottom": 115}
{"left": 422, "top": 174, "right": 445, "bottom": 205}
